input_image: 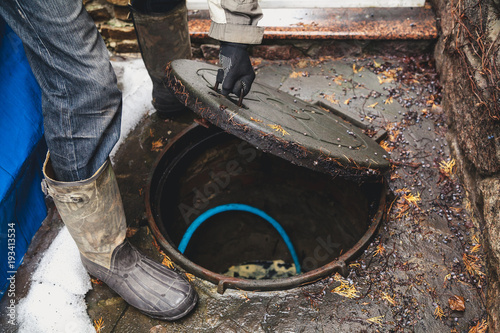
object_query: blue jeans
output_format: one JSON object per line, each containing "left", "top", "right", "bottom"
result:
{"left": 0, "top": 0, "right": 122, "bottom": 182}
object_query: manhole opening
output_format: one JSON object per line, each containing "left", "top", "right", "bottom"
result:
{"left": 148, "top": 124, "right": 385, "bottom": 290}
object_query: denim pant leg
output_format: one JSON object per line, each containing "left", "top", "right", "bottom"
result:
{"left": 0, "top": 0, "right": 122, "bottom": 182}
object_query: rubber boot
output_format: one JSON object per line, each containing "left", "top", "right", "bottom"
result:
{"left": 130, "top": 0, "right": 192, "bottom": 118}
{"left": 42, "top": 154, "right": 197, "bottom": 320}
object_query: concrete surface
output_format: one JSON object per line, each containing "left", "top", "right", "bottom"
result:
{"left": 0, "top": 54, "right": 488, "bottom": 333}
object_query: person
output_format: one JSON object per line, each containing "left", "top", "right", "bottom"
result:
{"left": 129, "top": 0, "right": 264, "bottom": 118}
{"left": 0, "top": 0, "right": 263, "bottom": 321}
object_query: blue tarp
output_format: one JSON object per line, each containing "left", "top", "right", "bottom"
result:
{"left": 0, "top": 18, "right": 47, "bottom": 298}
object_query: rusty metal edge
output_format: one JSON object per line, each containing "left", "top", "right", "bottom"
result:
{"left": 145, "top": 122, "right": 387, "bottom": 294}
{"left": 164, "top": 62, "right": 391, "bottom": 180}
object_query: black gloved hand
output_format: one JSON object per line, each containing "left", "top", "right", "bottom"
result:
{"left": 216, "top": 42, "right": 255, "bottom": 97}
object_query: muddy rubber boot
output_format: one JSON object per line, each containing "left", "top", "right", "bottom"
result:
{"left": 42, "top": 154, "right": 197, "bottom": 320}
{"left": 130, "top": 0, "right": 192, "bottom": 118}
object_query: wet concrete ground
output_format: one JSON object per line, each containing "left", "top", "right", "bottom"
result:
{"left": 3, "top": 54, "right": 488, "bottom": 332}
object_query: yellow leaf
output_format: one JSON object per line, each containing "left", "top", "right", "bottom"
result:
{"left": 333, "top": 75, "right": 344, "bottom": 85}
{"left": 162, "top": 255, "right": 175, "bottom": 269}
{"left": 94, "top": 317, "right": 105, "bottom": 333}
{"left": 268, "top": 124, "right": 289, "bottom": 136}
{"left": 352, "top": 64, "right": 364, "bottom": 74}
{"left": 379, "top": 141, "right": 394, "bottom": 152}
{"left": 151, "top": 138, "right": 164, "bottom": 151}
{"left": 472, "top": 235, "right": 480, "bottom": 244}
{"left": 463, "top": 253, "right": 485, "bottom": 277}
{"left": 468, "top": 319, "right": 488, "bottom": 333}
{"left": 344, "top": 98, "right": 351, "bottom": 105}
{"left": 382, "top": 292, "right": 396, "bottom": 306}
{"left": 297, "top": 59, "right": 309, "bottom": 68}
{"left": 403, "top": 191, "right": 421, "bottom": 207}
{"left": 373, "top": 60, "right": 381, "bottom": 68}
{"left": 289, "top": 71, "right": 308, "bottom": 78}
{"left": 367, "top": 102, "right": 378, "bottom": 108}
{"left": 439, "top": 159, "right": 456, "bottom": 176}
{"left": 331, "top": 273, "right": 361, "bottom": 299}
{"left": 434, "top": 305, "right": 445, "bottom": 320}
{"left": 384, "top": 97, "right": 394, "bottom": 104}
{"left": 324, "top": 93, "right": 339, "bottom": 104}
{"left": 471, "top": 244, "right": 481, "bottom": 253}
{"left": 367, "top": 315, "right": 384, "bottom": 325}
{"left": 373, "top": 244, "right": 385, "bottom": 257}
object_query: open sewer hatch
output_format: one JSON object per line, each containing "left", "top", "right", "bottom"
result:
{"left": 146, "top": 60, "right": 390, "bottom": 294}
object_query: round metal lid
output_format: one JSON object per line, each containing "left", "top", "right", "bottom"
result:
{"left": 166, "top": 60, "right": 390, "bottom": 178}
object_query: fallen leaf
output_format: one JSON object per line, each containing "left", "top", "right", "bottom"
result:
{"left": 296, "top": 59, "right": 309, "bottom": 68}
{"left": 94, "top": 317, "right": 105, "bottom": 333}
{"left": 126, "top": 227, "right": 139, "bottom": 238}
{"left": 468, "top": 319, "right": 488, "bottom": 333}
{"left": 268, "top": 124, "right": 289, "bottom": 136}
{"left": 448, "top": 295, "right": 466, "bottom": 311}
{"left": 434, "top": 305, "right": 445, "bottom": 320}
{"left": 381, "top": 292, "right": 396, "bottom": 306}
{"left": 352, "top": 64, "right": 364, "bottom": 74}
{"left": 367, "top": 315, "right": 384, "bottom": 325}
{"left": 471, "top": 244, "right": 481, "bottom": 253}
{"left": 373, "top": 244, "right": 385, "bottom": 257}
{"left": 151, "top": 138, "right": 164, "bottom": 151}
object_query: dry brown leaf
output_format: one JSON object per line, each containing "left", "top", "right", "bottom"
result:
{"left": 448, "top": 295, "right": 466, "bottom": 312}
{"left": 126, "top": 227, "right": 139, "bottom": 238}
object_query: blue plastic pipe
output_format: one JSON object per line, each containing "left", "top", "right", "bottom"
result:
{"left": 177, "top": 203, "right": 301, "bottom": 274}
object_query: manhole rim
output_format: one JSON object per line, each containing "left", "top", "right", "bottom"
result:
{"left": 145, "top": 122, "right": 387, "bottom": 294}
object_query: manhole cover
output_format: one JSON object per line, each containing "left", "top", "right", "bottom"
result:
{"left": 166, "top": 60, "right": 390, "bottom": 179}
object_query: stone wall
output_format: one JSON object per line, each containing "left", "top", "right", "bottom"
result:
{"left": 83, "top": 0, "right": 435, "bottom": 59}
{"left": 430, "top": 0, "right": 500, "bottom": 330}
{"left": 84, "top": 0, "right": 139, "bottom": 53}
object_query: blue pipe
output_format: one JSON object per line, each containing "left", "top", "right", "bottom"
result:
{"left": 177, "top": 203, "right": 301, "bottom": 274}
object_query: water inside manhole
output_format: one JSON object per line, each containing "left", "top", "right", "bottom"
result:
{"left": 146, "top": 123, "right": 386, "bottom": 293}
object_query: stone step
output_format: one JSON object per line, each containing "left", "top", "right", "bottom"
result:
{"left": 188, "top": 6, "right": 437, "bottom": 41}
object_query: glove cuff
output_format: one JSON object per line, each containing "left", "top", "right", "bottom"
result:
{"left": 220, "top": 41, "right": 249, "bottom": 50}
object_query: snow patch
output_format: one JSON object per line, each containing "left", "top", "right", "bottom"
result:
{"left": 17, "top": 227, "right": 94, "bottom": 333}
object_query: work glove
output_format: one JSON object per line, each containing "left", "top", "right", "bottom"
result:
{"left": 216, "top": 42, "right": 255, "bottom": 98}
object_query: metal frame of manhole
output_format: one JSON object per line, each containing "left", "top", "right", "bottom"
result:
{"left": 145, "top": 123, "right": 388, "bottom": 294}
